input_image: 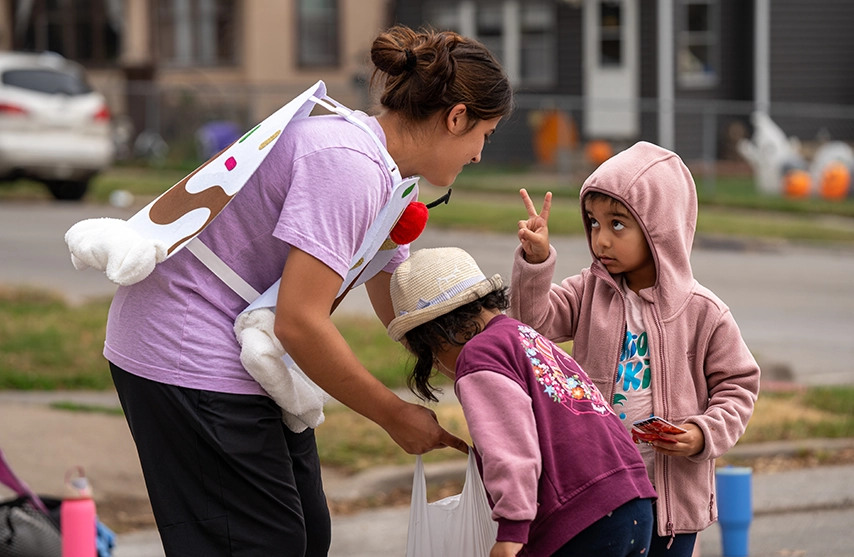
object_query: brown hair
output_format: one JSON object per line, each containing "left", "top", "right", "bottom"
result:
{"left": 370, "top": 25, "right": 513, "bottom": 131}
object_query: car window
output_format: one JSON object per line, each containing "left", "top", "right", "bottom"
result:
{"left": 2, "top": 69, "right": 92, "bottom": 95}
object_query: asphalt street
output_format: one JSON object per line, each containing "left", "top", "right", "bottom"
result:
{"left": 1, "top": 199, "right": 853, "bottom": 385}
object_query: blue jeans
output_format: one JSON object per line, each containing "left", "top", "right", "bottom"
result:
{"left": 648, "top": 510, "right": 697, "bottom": 557}
{"left": 551, "top": 497, "right": 654, "bottom": 557}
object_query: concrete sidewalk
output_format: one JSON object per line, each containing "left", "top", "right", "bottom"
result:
{"left": 112, "top": 462, "right": 854, "bottom": 557}
{"left": 2, "top": 389, "right": 853, "bottom": 556}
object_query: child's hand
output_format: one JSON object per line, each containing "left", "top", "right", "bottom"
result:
{"left": 652, "top": 422, "right": 705, "bottom": 457}
{"left": 491, "top": 541, "right": 523, "bottom": 557}
{"left": 518, "top": 189, "right": 552, "bottom": 264}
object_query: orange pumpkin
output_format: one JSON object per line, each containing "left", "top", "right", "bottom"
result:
{"left": 819, "top": 162, "right": 851, "bottom": 201}
{"left": 585, "top": 140, "right": 613, "bottom": 167}
{"left": 783, "top": 169, "right": 811, "bottom": 198}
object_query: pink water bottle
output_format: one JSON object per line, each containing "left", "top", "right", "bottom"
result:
{"left": 61, "top": 467, "right": 96, "bottom": 557}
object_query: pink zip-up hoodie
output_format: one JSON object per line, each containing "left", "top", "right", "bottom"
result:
{"left": 509, "top": 141, "right": 760, "bottom": 537}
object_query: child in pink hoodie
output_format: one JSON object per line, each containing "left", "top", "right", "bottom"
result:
{"left": 510, "top": 141, "right": 760, "bottom": 556}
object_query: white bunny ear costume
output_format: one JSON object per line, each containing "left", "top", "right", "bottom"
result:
{"left": 65, "top": 81, "right": 419, "bottom": 432}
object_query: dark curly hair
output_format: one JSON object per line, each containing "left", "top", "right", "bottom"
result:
{"left": 402, "top": 287, "right": 509, "bottom": 402}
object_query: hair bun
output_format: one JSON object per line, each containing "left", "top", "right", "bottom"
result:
{"left": 370, "top": 25, "right": 512, "bottom": 126}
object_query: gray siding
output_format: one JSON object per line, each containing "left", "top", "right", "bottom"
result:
{"left": 671, "top": 0, "right": 753, "bottom": 160}
{"left": 638, "top": 0, "right": 658, "bottom": 146}
{"left": 769, "top": 0, "right": 854, "bottom": 141}
{"left": 391, "top": 0, "right": 854, "bottom": 166}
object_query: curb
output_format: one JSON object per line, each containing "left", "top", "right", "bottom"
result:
{"left": 324, "top": 438, "right": 854, "bottom": 512}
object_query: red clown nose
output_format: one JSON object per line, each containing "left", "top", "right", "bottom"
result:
{"left": 390, "top": 201, "right": 429, "bottom": 245}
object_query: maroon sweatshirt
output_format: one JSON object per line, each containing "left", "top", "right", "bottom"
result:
{"left": 455, "top": 314, "right": 656, "bottom": 557}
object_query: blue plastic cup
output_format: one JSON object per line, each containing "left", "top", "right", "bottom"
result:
{"left": 715, "top": 466, "right": 753, "bottom": 557}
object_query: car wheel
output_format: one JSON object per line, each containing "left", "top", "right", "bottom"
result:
{"left": 46, "top": 179, "right": 89, "bottom": 201}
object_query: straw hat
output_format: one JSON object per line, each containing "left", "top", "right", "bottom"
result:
{"left": 387, "top": 247, "right": 503, "bottom": 341}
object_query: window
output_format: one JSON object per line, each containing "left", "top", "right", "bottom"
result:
{"left": 476, "top": 4, "right": 504, "bottom": 65}
{"left": 12, "top": 0, "right": 121, "bottom": 66}
{"left": 677, "top": 0, "right": 719, "bottom": 88}
{"left": 156, "top": 0, "right": 239, "bottom": 67}
{"left": 424, "top": 2, "right": 460, "bottom": 33}
{"left": 423, "top": 1, "right": 555, "bottom": 89}
{"left": 297, "top": 0, "right": 339, "bottom": 68}
{"left": 599, "top": 1, "right": 622, "bottom": 67}
{"left": 520, "top": 3, "right": 556, "bottom": 87}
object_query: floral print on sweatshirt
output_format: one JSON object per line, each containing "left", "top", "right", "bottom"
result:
{"left": 518, "top": 324, "right": 612, "bottom": 416}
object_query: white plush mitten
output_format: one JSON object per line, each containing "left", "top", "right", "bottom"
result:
{"left": 234, "top": 307, "right": 331, "bottom": 433}
{"left": 65, "top": 218, "right": 168, "bottom": 286}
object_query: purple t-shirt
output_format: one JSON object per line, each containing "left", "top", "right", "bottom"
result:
{"left": 104, "top": 112, "right": 408, "bottom": 394}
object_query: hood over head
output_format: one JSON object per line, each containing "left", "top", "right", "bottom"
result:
{"left": 579, "top": 141, "right": 698, "bottom": 316}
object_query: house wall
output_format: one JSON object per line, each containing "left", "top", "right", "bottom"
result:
{"left": 556, "top": 5, "right": 583, "bottom": 96}
{"left": 769, "top": 0, "right": 854, "bottom": 142}
{"left": 638, "top": 0, "right": 755, "bottom": 161}
{"left": 152, "top": 0, "right": 391, "bottom": 120}
{"left": 80, "top": 0, "right": 393, "bottom": 156}
{"left": 0, "top": 0, "right": 11, "bottom": 50}
{"left": 392, "top": 0, "right": 581, "bottom": 166}
{"left": 638, "top": 0, "right": 658, "bottom": 149}
{"left": 377, "top": 0, "right": 854, "bottom": 166}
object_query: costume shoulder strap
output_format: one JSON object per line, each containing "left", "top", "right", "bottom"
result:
{"left": 65, "top": 80, "right": 328, "bottom": 286}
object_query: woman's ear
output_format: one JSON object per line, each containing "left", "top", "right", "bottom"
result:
{"left": 445, "top": 103, "right": 469, "bottom": 135}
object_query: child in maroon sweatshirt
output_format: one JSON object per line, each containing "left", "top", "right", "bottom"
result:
{"left": 388, "top": 246, "right": 657, "bottom": 557}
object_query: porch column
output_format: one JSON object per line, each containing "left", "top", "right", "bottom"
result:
{"left": 502, "top": 1, "right": 521, "bottom": 86}
{"left": 754, "top": 0, "right": 770, "bottom": 114}
{"left": 123, "top": 0, "right": 152, "bottom": 65}
{"left": 657, "top": 0, "right": 674, "bottom": 150}
{"left": 0, "top": 0, "right": 11, "bottom": 49}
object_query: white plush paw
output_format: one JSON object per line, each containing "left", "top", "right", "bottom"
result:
{"left": 65, "top": 218, "right": 167, "bottom": 286}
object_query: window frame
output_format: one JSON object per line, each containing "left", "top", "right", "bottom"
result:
{"left": 676, "top": 0, "right": 720, "bottom": 89}
{"left": 11, "top": 0, "right": 121, "bottom": 68}
{"left": 423, "top": 0, "right": 556, "bottom": 90}
{"left": 296, "top": 0, "right": 340, "bottom": 69}
{"left": 154, "top": 0, "right": 240, "bottom": 68}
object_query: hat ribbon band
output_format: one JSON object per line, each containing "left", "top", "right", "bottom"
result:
{"left": 413, "top": 274, "right": 487, "bottom": 311}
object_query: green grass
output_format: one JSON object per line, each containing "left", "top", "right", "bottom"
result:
{"left": 0, "top": 288, "right": 113, "bottom": 389}
{"left": 738, "top": 388, "right": 854, "bottom": 444}
{"left": 331, "top": 314, "right": 414, "bottom": 390}
{"left": 87, "top": 165, "right": 188, "bottom": 203}
{"left": 319, "top": 381, "right": 854, "bottom": 473}
{"left": 804, "top": 386, "right": 854, "bottom": 416}
{"left": 4, "top": 163, "right": 854, "bottom": 243}
{"left": 417, "top": 169, "right": 854, "bottom": 243}
{"left": 0, "top": 287, "right": 426, "bottom": 392}
{"left": 316, "top": 403, "right": 470, "bottom": 473}
{"left": 695, "top": 176, "right": 854, "bottom": 218}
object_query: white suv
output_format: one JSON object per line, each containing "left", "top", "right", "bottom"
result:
{"left": 0, "top": 51, "right": 114, "bottom": 200}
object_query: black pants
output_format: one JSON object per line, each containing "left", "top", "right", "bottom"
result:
{"left": 111, "top": 363, "right": 331, "bottom": 557}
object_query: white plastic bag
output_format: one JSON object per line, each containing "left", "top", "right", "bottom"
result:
{"left": 406, "top": 449, "right": 498, "bottom": 557}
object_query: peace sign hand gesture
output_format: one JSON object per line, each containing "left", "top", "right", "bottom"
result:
{"left": 517, "top": 188, "right": 552, "bottom": 264}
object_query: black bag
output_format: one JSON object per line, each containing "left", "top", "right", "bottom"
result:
{"left": 0, "top": 495, "right": 61, "bottom": 557}
{"left": 0, "top": 448, "right": 61, "bottom": 557}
